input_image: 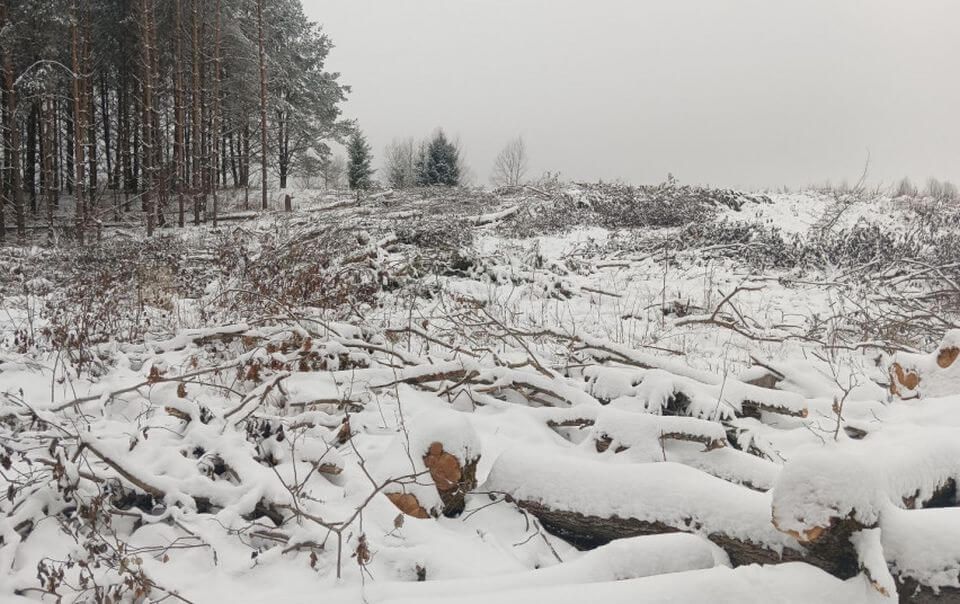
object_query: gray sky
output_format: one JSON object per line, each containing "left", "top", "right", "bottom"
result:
{"left": 304, "top": 0, "right": 960, "bottom": 190}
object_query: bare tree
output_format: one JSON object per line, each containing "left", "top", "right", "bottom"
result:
{"left": 893, "top": 177, "right": 917, "bottom": 198}
{"left": 491, "top": 136, "right": 528, "bottom": 188}
{"left": 383, "top": 137, "right": 416, "bottom": 189}
{"left": 926, "top": 177, "right": 957, "bottom": 202}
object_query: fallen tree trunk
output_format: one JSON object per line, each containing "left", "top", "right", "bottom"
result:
{"left": 485, "top": 446, "right": 829, "bottom": 570}
{"left": 513, "top": 499, "right": 801, "bottom": 567}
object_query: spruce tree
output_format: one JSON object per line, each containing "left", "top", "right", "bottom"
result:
{"left": 416, "top": 130, "right": 460, "bottom": 186}
{"left": 347, "top": 131, "right": 374, "bottom": 193}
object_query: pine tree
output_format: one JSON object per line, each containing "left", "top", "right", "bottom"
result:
{"left": 347, "top": 131, "right": 373, "bottom": 193}
{"left": 416, "top": 130, "right": 460, "bottom": 187}
{"left": 0, "top": 0, "right": 349, "bottom": 240}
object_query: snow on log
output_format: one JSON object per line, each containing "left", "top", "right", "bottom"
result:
{"left": 882, "top": 505, "right": 960, "bottom": 600}
{"left": 578, "top": 365, "right": 808, "bottom": 420}
{"left": 468, "top": 205, "right": 519, "bottom": 225}
{"left": 889, "top": 330, "right": 960, "bottom": 399}
{"left": 375, "top": 360, "right": 602, "bottom": 408}
{"left": 538, "top": 406, "right": 778, "bottom": 490}
{"left": 851, "top": 528, "right": 897, "bottom": 599}
{"left": 485, "top": 445, "right": 808, "bottom": 568}
{"left": 772, "top": 427, "right": 960, "bottom": 544}
{"left": 592, "top": 410, "right": 726, "bottom": 453}
{"left": 770, "top": 428, "right": 960, "bottom": 588}
{"left": 669, "top": 444, "right": 780, "bottom": 492}
{"left": 539, "top": 406, "right": 727, "bottom": 453}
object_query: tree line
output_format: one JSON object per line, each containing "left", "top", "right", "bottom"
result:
{"left": 375, "top": 131, "right": 530, "bottom": 191}
{"left": 0, "top": 0, "right": 349, "bottom": 241}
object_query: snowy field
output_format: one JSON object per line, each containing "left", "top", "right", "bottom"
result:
{"left": 2, "top": 183, "right": 960, "bottom": 603}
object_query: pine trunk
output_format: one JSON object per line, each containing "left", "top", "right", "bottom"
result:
{"left": 228, "top": 129, "right": 238, "bottom": 187}
{"left": 27, "top": 103, "right": 38, "bottom": 215}
{"left": 70, "top": 0, "right": 88, "bottom": 243}
{"left": 210, "top": 0, "right": 222, "bottom": 227}
{"left": 256, "top": 0, "right": 268, "bottom": 210}
{"left": 174, "top": 0, "right": 186, "bottom": 227}
{"left": 0, "top": 0, "right": 24, "bottom": 240}
{"left": 41, "top": 95, "right": 55, "bottom": 232}
{"left": 139, "top": 0, "right": 155, "bottom": 236}
{"left": 190, "top": 0, "right": 202, "bottom": 224}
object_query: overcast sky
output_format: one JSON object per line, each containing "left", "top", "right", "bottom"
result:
{"left": 303, "top": 0, "right": 960, "bottom": 190}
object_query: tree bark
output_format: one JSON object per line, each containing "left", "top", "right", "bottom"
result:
{"left": 70, "top": 0, "right": 88, "bottom": 243}
{"left": 256, "top": 0, "right": 268, "bottom": 210}
{"left": 83, "top": 3, "right": 97, "bottom": 227}
{"left": 210, "top": 0, "right": 222, "bottom": 227}
{"left": 228, "top": 129, "right": 238, "bottom": 187}
{"left": 0, "top": 1, "right": 22, "bottom": 240}
{"left": 41, "top": 95, "right": 55, "bottom": 233}
{"left": 190, "top": 0, "right": 202, "bottom": 224}
{"left": 173, "top": 0, "right": 186, "bottom": 227}
{"left": 138, "top": 0, "right": 155, "bottom": 236}
{"left": 27, "top": 102, "right": 38, "bottom": 215}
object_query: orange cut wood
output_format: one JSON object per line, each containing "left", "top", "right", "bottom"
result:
{"left": 937, "top": 347, "right": 959, "bottom": 369}
{"left": 423, "top": 442, "right": 462, "bottom": 493}
{"left": 386, "top": 492, "right": 429, "bottom": 519}
{"left": 421, "top": 441, "right": 479, "bottom": 517}
{"left": 889, "top": 362, "right": 920, "bottom": 396}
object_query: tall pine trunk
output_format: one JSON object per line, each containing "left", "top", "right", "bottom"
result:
{"left": 174, "top": 0, "right": 186, "bottom": 227}
{"left": 83, "top": 4, "right": 97, "bottom": 228}
{"left": 70, "top": 0, "right": 88, "bottom": 243}
{"left": 42, "top": 95, "right": 56, "bottom": 233}
{"left": 256, "top": 0, "right": 268, "bottom": 210}
{"left": 210, "top": 0, "right": 222, "bottom": 227}
{"left": 138, "top": 0, "right": 155, "bottom": 236}
{"left": 27, "top": 103, "right": 38, "bottom": 215}
{"left": 190, "top": 0, "right": 202, "bottom": 224}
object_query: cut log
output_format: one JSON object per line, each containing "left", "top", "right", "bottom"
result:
{"left": 772, "top": 429, "right": 960, "bottom": 542}
{"left": 485, "top": 446, "right": 810, "bottom": 568}
{"left": 386, "top": 492, "right": 429, "bottom": 519}
{"left": 513, "top": 499, "right": 800, "bottom": 567}
{"left": 384, "top": 411, "right": 481, "bottom": 519}
{"left": 423, "top": 441, "right": 478, "bottom": 517}
{"left": 889, "top": 330, "right": 960, "bottom": 399}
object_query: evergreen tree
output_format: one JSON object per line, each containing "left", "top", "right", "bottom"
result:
{"left": 416, "top": 130, "right": 460, "bottom": 186}
{"left": 0, "top": 0, "right": 349, "bottom": 238}
{"left": 347, "top": 131, "right": 373, "bottom": 192}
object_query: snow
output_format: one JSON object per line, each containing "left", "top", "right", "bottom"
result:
{"left": 380, "top": 563, "right": 878, "bottom": 604}
{"left": 881, "top": 505, "right": 960, "bottom": 592}
{"left": 772, "top": 426, "right": 960, "bottom": 535}
{"left": 3, "top": 184, "right": 960, "bottom": 602}
{"left": 487, "top": 445, "right": 798, "bottom": 551}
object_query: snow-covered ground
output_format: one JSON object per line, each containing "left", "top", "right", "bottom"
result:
{"left": 1, "top": 184, "right": 959, "bottom": 602}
